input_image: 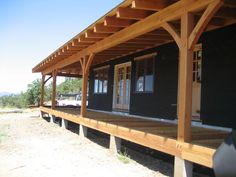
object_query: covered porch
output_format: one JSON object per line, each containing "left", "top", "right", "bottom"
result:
{"left": 40, "top": 106, "right": 229, "bottom": 168}
{"left": 33, "top": 0, "right": 236, "bottom": 176}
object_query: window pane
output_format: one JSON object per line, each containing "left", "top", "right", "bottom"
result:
{"left": 103, "top": 80, "right": 108, "bottom": 93}
{"left": 93, "top": 67, "right": 109, "bottom": 94}
{"left": 136, "top": 60, "right": 145, "bottom": 92}
{"left": 145, "top": 75, "right": 153, "bottom": 92}
{"left": 94, "top": 79, "right": 98, "bottom": 93}
{"left": 145, "top": 58, "right": 154, "bottom": 92}
{"left": 98, "top": 80, "right": 103, "bottom": 93}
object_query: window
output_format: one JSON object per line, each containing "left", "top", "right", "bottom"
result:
{"left": 94, "top": 66, "right": 109, "bottom": 94}
{"left": 135, "top": 54, "right": 155, "bottom": 92}
{"left": 193, "top": 44, "right": 202, "bottom": 83}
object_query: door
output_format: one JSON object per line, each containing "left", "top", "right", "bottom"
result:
{"left": 192, "top": 44, "right": 202, "bottom": 120}
{"left": 113, "top": 62, "right": 131, "bottom": 111}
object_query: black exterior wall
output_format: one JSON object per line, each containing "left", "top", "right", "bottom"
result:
{"left": 129, "top": 44, "right": 178, "bottom": 119}
{"left": 200, "top": 24, "right": 236, "bottom": 128}
{"left": 88, "top": 24, "right": 236, "bottom": 128}
{"left": 88, "top": 43, "right": 179, "bottom": 120}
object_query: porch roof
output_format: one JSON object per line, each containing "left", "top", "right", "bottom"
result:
{"left": 32, "top": 0, "right": 236, "bottom": 76}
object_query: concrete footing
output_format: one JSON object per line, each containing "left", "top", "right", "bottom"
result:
{"left": 49, "top": 114, "right": 56, "bottom": 123}
{"left": 61, "top": 119, "right": 68, "bottom": 129}
{"left": 109, "top": 135, "right": 121, "bottom": 155}
{"left": 79, "top": 125, "right": 87, "bottom": 137}
{"left": 39, "top": 111, "right": 43, "bottom": 118}
{"left": 174, "top": 157, "right": 193, "bottom": 177}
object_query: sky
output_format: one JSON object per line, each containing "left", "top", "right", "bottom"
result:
{"left": 0, "top": 0, "right": 123, "bottom": 93}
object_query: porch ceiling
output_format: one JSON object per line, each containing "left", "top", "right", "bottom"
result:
{"left": 32, "top": 0, "right": 236, "bottom": 75}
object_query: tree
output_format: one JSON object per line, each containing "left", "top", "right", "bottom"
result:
{"left": 25, "top": 79, "right": 42, "bottom": 106}
{"left": 0, "top": 77, "right": 82, "bottom": 108}
{"left": 57, "top": 78, "right": 82, "bottom": 95}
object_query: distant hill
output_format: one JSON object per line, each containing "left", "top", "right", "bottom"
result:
{"left": 0, "top": 92, "right": 11, "bottom": 97}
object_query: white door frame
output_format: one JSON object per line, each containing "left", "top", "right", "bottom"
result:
{"left": 112, "top": 62, "right": 132, "bottom": 111}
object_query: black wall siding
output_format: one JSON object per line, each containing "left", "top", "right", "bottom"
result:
{"left": 88, "top": 65, "right": 114, "bottom": 111}
{"left": 88, "top": 43, "right": 179, "bottom": 120}
{"left": 88, "top": 24, "right": 236, "bottom": 128}
{"left": 88, "top": 56, "right": 132, "bottom": 112}
{"left": 130, "top": 44, "right": 179, "bottom": 119}
{"left": 200, "top": 24, "right": 236, "bottom": 128}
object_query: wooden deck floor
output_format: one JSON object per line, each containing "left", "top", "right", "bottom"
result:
{"left": 40, "top": 106, "right": 230, "bottom": 168}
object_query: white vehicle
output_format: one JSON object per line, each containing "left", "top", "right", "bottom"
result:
{"left": 57, "top": 94, "right": 84, "bottom": 107}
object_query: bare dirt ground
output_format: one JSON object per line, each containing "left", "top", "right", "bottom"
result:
{"left": 0, "top": 109, "right": 211, "bottom": 177}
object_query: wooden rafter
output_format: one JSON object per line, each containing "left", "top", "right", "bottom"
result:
{"left": 85, "top": 30, "right": 110, "bottom": 38}
{"left": 79, "top": 35, "right": 101, "bottom": 43}
{"left": 93, "top": 24, "right": 122, "bottom": 33}
{"left": 104, "top": 16, "right": 135, "bottom": 27}
{"left": 116, "top": 7, "right": 150, "bottom": 20}
{"left": 40, "top": 0, "right": 225, "bottom": 74}
{"left": 131, "top": 0, "right": 170, "bottom": 11}
{"left": 72, "top": 39, "right": 89, "bottom": 47}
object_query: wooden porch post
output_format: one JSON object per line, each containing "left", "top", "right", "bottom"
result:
{"left": 51, "top": 70, "right": 57, "bottom": 109}
{"left": 173, "top": 1, "right": 223, "bottom": 176}
{"left": 40, "top": 74, "right": 45, "bottom": 106}
{"left": 81, "top": 71, "right": 89, "bottom": 116}
{"left": 177, "top": 12, "right": 194, "bottom": 143}
{"left": 80, "top": 53, "right": 95, "bottom": 116}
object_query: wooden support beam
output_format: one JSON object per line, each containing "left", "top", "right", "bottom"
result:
{"left": 188, "top": 0, "right": 223, "bottom": 50}
{"left": 131, "top": 0, "right": 169, "bottom": 11}
{"left": 93, "top": 24, "right": 122, "bottom": 33}
{"left": 104, "top": 16, "right": 135, "bottom": 27}
{"left": 44, "top": 75, "right": 52, "bottom": 84}
{"left": 116, "top": 7, "right": 149, "bottom": 20}
{"left": 81, "top": 54, "right": 95, "bottom": 116}
{"left": 85, "top": 30, "right": 110, "bottom": 38}
{"left": 56, "top": 73, "right": 81, "bottom": 78}
{"left": 51, "top": 70, "right": 57, "bottom": 109}
{"left": 162, "top": 22, "right": 182, "bottom": 49}
{"left": 177, "top": 12, "right": 194, "bottom": 142}
{"left": 40, "top": 74, "right": 45, "bottom": 106}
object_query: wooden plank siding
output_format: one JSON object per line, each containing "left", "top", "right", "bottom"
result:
{"left": 40, "top": 106, "right": 229, "bottom": 168}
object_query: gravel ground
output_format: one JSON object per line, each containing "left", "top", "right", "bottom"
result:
{"left": 0, "top": 109, "right": 212, "bottom": 177}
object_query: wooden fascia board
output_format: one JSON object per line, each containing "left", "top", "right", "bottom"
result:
{"left": 42, "top": 0, "right": 217, "bottom": 74}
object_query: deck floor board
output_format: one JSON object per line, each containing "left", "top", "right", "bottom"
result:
{"left": 41, "top": 106, "right": 230, "bottom": 168}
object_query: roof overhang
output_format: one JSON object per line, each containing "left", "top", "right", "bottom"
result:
{"left": 32, "top": 0, "right": 236, "bottom": 76}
